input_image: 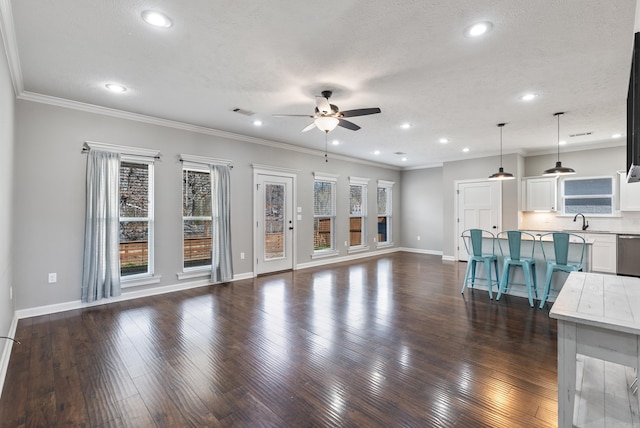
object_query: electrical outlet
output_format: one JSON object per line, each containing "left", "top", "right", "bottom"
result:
{"left": 417, "top": 235, "right": 421, "bottom": 241}
{"left": 240, "top": 252, "right": 245, "bottom": 260}
{"left": 345, "top": 240, "right": 348, "bottom": 247}
{"left": 48, "top": 273, "right": 57, "bottom": 283}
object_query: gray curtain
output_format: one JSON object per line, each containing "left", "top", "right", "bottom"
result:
{"left": 82, "top": 150, "right": 121, "bottom": 302}
{"left": 211, "top": 164, "right": 233, "bottom": 282}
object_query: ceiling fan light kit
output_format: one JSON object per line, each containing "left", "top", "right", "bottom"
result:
{"left": 488, "top": 123, "right": 515, "bottom": 180}
{"left": 275, "top": 90, "right": 381, "bottom": 134}
{"left": 543, "top": 112, "right": 576, "bottom": 176}
{"left": 315, "top": 116, "right": 340, "bottom": 132}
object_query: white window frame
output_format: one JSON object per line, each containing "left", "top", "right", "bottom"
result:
{"left": 177, "top": 153, "right": 233, "bottom": 280}
{"left": 182, "top": 162, "right": 213, "bottom": 273}
{"left": 560, "top": 176, "right": 616, "bottom": 217}
{"left": 119, "top": 155, "right": 155, "bottom": 283}
{"left": 377, "top": 180, "right": 394, "bottom": 247}
{"left": 312, "top": 172, "right": 339, "bottom": 258}
{"left": 349, "top": 176, "right": 369, "bottom": 252}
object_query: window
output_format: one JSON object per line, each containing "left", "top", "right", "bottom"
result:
{"left": 377, "top": 180, "right": 394, "bottom": 245}
{"left": 119, "top": 160, "right": 154, "bottom": 277}
{"left": 313, "top": 172, "right": 338, "bottom": 254}
{"left": 183, "top": 167, "right": 212, "bottom": 270}
{"left": 561, "top": 176, "right": 614, "bottom": 215}
{"left": 349, "top": 177, "right": 369, "bottom": 250}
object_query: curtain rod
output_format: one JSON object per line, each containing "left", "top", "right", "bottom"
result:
{"left": 179, "top": 158, "right": 233, "bottom": 169}
{"left": 81, "top": 146, "right": 161, "bottom": 160}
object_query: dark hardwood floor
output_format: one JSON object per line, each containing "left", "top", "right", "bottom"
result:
{"left": 0, "top": 253, "right": 558, "bottom": 427}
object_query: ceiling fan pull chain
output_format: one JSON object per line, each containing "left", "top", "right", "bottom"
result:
{"left": 325, "top": 131, "right": 329, "bottom": 162}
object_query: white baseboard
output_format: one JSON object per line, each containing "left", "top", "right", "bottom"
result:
{"left": 296, "top": 246, "right": 401, "bottom": 270}
{"left": 397, "top": 247, "right": 443, "bottom": 256}
{"left": 0, "top": 315, "right": 18, "bottom": 400}
{"left": 442, "top": 255, "right": 456, "bottom": 261}
{"left": 14, "top": 270, "right": 258, "bottom": 320}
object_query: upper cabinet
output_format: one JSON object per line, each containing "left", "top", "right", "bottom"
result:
{"left": 619, "top": 171, "right": 640, "bottom": 211}
{"left": 522, "top": 176, "right": 558, "bottom": 212}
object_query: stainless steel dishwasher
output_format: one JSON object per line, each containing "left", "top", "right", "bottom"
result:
{"left": 617, "top": 234, "right": 640, "bottom": 277}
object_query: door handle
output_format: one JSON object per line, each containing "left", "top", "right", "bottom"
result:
{"left": 289, "top": 227, "right": 294, "bottom": 230}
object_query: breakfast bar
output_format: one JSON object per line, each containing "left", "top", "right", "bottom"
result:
{"left": 549, "top": 272, "right": 640, "bottom": 427}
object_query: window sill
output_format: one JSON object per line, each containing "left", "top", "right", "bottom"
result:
{"left": 176, "top": 269, "right": 211, "bottom": 280}
{"left": 311, "top": 249, "right": 340, "bottom": 260}
{"left": 348, "top": 246, "right": 370, "bottom": 254}
{"left": 376, "top": 242, "right": 394, "bottom": 249}
{"left": 121, "top": 274, "right": 162, "bottom": 289}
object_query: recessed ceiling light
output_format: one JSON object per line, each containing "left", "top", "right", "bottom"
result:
{"left": 612, "top": 133, "right": 622, "bottom": 139}
{"left": 253, "top": 120, "right": 262, "bottom": 126}
{"left": 401, "top": 123, "right": 412, "bottom": 129}
{"left": 105, "top": 83, "right": 127, "bottom": 93}
{"left": 465, "top": 21, "right": 493, "bottom": 37}
{"left": 141, "top": 10, "right": 172, "bottom": 28}
{"left": 462, "top": 148, "right": 470, "bottom": 153}
{"left": 439, "top": 138, "right": 449, "bottom": 144}
{"left": 401, "top": 157, "right": 408, "bottom": 162}
{"left": 559, "top": 140, "right": 567, "bottom": 145}
{"left": 374, "top": 150, "right": 381, "bottom": 155}
{"left": 332, "top": 139, "right": 339, "bottom": 146}
{"left": 521, "top": 93, "right": 538, "bottom": 101}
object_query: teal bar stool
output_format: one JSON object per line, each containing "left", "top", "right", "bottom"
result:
{"left": 538, "top": 232, "right": 586, "bottom": 309}
{"left": 461, "top": 229, "right": 500, "bottom": 299}
{"left": 496, "top": 231, "right": 538, "bottom": 307}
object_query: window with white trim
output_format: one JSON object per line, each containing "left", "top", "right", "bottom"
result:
{"left": 313, "top": 172, "right": 338, "bottom": 253}
{"left": 349, "top": 176, "right": 369, "bottom": 249}
{"left": 377, "top": 180, "right": 394, "bottom": 245}
{"left": 183, "top": 165, "right": 212, "bottom": 270}
{"left": 561, "top": 176, "right": 614, "bottom": 215}
{"left": 119, "top": 159, "right": 154, "bottom": 277}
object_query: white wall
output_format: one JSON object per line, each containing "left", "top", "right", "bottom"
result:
{"left": 0, "top": 25, "right": 16, "bottom": 389}
{"left": 400, "top": 167, "right": 443, "bottom": 252}
{"left": 12, "top": 100, "right": 401, "bottom": 311}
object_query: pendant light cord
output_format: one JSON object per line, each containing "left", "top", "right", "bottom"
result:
{"left": 555, "top": 112, "right": 564, "bottom": 162}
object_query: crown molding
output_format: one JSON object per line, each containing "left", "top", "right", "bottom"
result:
{"left": 17, "top": 91, "right": 400, "bottom": 171}
{"left": 0, "top": 0, "right": 23, "bottom": 95}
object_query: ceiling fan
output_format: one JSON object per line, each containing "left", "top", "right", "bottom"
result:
{"left": 274, "top": 90, "right": 381, "bottom": 133}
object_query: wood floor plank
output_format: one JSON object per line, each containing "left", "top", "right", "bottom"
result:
{"left": 0, "top": 253, "right": 561, "bottom": 427}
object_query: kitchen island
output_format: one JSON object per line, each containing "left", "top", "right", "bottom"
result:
{"left": 550, "top": 272, "right": 640, "bottom": 427}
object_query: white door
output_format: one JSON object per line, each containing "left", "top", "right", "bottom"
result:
{"left": 456, "top": 180, "right": 501, "bottom": 261}
{"left": 255, "top": 173, "right": 295, "bottom": 275}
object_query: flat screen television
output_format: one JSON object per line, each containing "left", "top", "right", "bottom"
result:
{"left": 627, "top": 32, "right": 640, "bottom": 182}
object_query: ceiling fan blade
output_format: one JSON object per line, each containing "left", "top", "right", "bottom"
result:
{"left": 302, "top": 122, "right": 317, "bottom": 132}
{"left": 316, "top": 96, "right": 332, "bottom": 114}
{"left": 273, "top": 114, "right": 315, "bottom": 118}
{"left": 340, "top": 107, "right": 381, "bottom": 118}
{"left": 338, "top": 119, "right": 361, "bottom": 131}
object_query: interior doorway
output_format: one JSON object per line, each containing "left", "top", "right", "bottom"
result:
{"left": 455, "top": 180, "right": 501, "bottom": 261}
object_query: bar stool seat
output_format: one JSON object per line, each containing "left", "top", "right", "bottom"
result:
{"left": 461, "top": 229, "right": 500, "bottom": 299}
{"left": 496, "top": 230, "right": 538, "bottom": 307}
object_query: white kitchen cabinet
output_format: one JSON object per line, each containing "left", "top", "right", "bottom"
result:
{"left": 619, "top": 171, "right": 640, "bottom": 211}
{"left": 584, "top": 233, "right": 617, "bottom": 274}
{"left": 522, "top": 176, "right": 558, "bottom": 211}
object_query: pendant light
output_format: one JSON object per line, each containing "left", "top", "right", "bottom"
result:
{"left": 543, "top": 112, "right": 575, "bottom": 175}
{"left": 488, "top": 123, "right": 515, "bottom": 180}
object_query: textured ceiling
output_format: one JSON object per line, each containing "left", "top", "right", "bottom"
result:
{"left": 3, "top": 0, "right": 638, "bottom": 168}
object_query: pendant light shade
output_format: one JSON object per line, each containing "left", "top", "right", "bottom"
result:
{"left": 488, "top": 123, "right": 515, "bottom": 180}
{"left": 543, "top": 112, "right": 575, "bottom": 176}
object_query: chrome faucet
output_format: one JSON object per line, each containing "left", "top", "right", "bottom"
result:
{"left": 573, "top": 213, "right": 589, "bottom": 231}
